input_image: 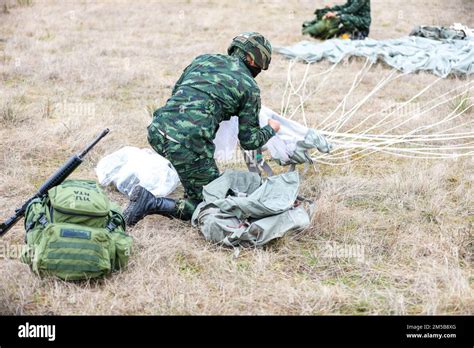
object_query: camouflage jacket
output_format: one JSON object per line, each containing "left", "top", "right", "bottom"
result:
{"left": 152, "top": 54, "right": 275, "bottom": 159}
{"left": 315, "top": 0, "right": 371, "bottom": 31}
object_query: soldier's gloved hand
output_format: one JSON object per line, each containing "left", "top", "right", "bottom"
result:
{"left": 268, "top": 119, "right": 281, "bottom": 133}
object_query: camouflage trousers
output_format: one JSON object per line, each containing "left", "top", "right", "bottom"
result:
{"left": 339, "top": 15, "right": 370, "bottom": 37}
{"left": 147, "top": 121, "right": 220, "bottom": 221}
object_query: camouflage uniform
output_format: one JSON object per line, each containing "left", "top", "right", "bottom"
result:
{"left": 148, "top": 53, "right": 275, "bottom": 220}
{"left": 303, "top": 0, "right": 371, "bottom": 40}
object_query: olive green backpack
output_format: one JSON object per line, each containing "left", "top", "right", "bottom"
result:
{"left": 21, "top": 179, "right": 133, "bottom": 281}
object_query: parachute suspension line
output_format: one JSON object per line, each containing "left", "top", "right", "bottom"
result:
{"left": 279, "top": 59, "right": 474, "bottom": 166}
{"left": 281, "top": 58, "right": 342, "bottom": 122}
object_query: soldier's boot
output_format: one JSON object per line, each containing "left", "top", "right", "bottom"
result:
{"left": 123, "top": 186, "right": 177, "bottom": 226}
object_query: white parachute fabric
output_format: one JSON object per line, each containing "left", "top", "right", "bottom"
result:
{"left": 213, "top": 106, "right": 332, "bottom": 165}
{"left": 213, "top": 116, "right": 239, "bottom": 162}
{"left": 259, "top": 106, "right": 332, "bottom": 164}
{"left": 95, "top": 146, "right": 180, "bottom": 197}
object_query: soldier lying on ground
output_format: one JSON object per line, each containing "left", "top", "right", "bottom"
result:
{"left": 302, "top": 0, "right": 371, "bottom": 40}
{"left": 124, "top": 32, "right": 281, "bottom": 225}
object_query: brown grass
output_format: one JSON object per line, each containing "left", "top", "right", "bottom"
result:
{"left": 0, "top": 0, "right": 472, "bottom": 315}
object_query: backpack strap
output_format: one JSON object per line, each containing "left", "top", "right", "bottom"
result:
{"left": 25, "top": 213, "right": 48, "bottom": 233}
{"left": 106, "top": 208, "right": 126, "bottom": 233}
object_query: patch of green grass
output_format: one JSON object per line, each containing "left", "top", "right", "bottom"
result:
{"left": 16, "top": 0, "right": 33, "bottom": 7}
{"left": 420, "top": 209, "right": 441, "bottom": 224}
{"left": 1, "top": 102, "right": 25, "bottom": 126}
{"left": 302, "top": 249, "right": 319, "bottom": 268}
{"left": 1, "top": 103, "right": 16, "bottom": 124}
{"left": 450, "top": 92, "right": 472, "bottom": 114}
{"left": 175, "top": 252, "right": 203, "bottom": 275}
{"left": 395, "top": 95, "right": 410, "bottom": 102}
{"left": 344, "top": 195, "right": 390, "bottom": 213}
{"left": 3, "top": 75, "right": 25, "bottom": 86}
{"left": 354, "top": 300, "right": 370, "bottom": 313}
{"left": 321, "top": 278, "right": 337, "bottom": 286}
{"left": 236, "top": 260, "right": 251, "bottom": 272}
{"left": 337, "top": 219, "right": 359, "bottom": 233}
{"left": 38, "top": 30, "right": 55, "bottom": 41}
{"left": 339, "top": 274, "right": 361, "bottom": 288}
{"left": 338, "top": 300, "right": 372, "bottom": 314}
{"left": 407, "top": 304, "right": 424, "bottom": 314}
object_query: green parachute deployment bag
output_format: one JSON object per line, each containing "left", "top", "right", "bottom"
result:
{"left": 20, "top": 179, "right": 133, "bottom": 281}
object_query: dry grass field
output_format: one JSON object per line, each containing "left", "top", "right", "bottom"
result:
{"left": 0, "top": 0, "right": 473, "bottom": 315}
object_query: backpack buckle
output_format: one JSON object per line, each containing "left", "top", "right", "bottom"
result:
{"left": 38, "top": 214, "right": 48, "bottom": 226}
{"left": 106, "top": 221, "right": 117, "bottom": 232}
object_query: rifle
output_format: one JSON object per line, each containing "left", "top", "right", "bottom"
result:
{"left": 0, "top": 128, "right": 110, "bottom": 237}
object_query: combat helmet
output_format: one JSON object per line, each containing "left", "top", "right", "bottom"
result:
{"left": 227, "top": 32, "right": 272, "bottom": 70}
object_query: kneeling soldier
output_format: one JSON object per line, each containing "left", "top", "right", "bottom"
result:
{"left": 124, "top": 32, "right": 280, "bottom": 226}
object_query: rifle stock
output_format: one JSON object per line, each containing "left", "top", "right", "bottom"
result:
{"left": 0, "top": 129, "right": 109, "bottom": 237}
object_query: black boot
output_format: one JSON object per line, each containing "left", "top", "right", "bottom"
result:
{"left": 123, "top": 186, "right": 177, "bottom": 226}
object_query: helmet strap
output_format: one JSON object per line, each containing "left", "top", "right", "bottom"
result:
{"left": 231, "top": 48, "right": 261, "bottom": 78}
{"left": 247, "top": 65, "right": 262, "bottom": 78}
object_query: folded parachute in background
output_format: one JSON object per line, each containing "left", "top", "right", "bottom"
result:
{"left": 410, "top": 23, "right": 474, "bottom": 41}
{"left": 274, "top": 36, "right": 474, "bottom": 77}
{"left": 213, "top": 106, "right": 332, "bottom": 165}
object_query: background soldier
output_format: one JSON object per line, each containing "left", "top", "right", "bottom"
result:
{"left": 302, "top": 0, "right": 371, "bottom": 40}
{"left": 124, "top": 32, "right": 281, "bottom": 226}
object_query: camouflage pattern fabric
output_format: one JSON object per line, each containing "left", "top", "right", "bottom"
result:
{"left": 147, "top": 124, "right": 219, "bottom": 220}
{"left": 228, "top": 32, "right": 272, "bottom": 70}
{"left": 304, "top": 0, "right": 371, "bottom": 39}
{"left": 148, "top": 53, "right": 275, "bottom": 220}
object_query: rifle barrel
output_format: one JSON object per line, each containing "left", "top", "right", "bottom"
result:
{"left": 79, "top": 128, "right": 110, "bottom": 159}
